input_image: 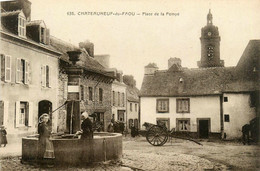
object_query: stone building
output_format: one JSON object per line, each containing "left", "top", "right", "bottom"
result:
{"left": 50, "top": 37, "right": 115, "bottom": 133}
{"left": 94, "top": 54, "right": 127, "bottom": 128}
{"left": 0, "top": 0, "right": 61, "bottom": 141}
{"left": 140, "top": 10, "right": 259, "bottom": 139}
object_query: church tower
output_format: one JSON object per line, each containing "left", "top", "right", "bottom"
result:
{"left": 197, "top": 10, "right": 224, "bottom": 68}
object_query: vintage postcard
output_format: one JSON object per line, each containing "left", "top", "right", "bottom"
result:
{"left": 0, "top": 0, "right": 259, "bottom": 170}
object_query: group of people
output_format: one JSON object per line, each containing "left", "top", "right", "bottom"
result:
{"left": 37, "top": 111, "right": 94, "bottom": 166}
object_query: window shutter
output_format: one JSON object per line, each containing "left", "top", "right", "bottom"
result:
{"left": 24, "top": 60, "right": 29, "bottom": 84}
{"left": 16, "top": 58, "right": 21, "bottom": 83}
{"left": 46, "top": 28, "right": 50, "bottom": 45}
{"left": 48, "top": 65, "right": 52, "bottom": 87}
{"left": 3, "top": 101, "right": 9, "bottom": 126}
{"left": 28, "top": 102, "right": 33, "bottom": 127}
{"left": 1, "top": 54, "right": 5, "bottom": 81}
{"left": 41, "top": 65, "right": 46, "bottom": 87}
{"left": 84, "top": 86, "right": 88, "bottom": 101}
{"left": 5, "top": 55, "right": 11, "bottom": 82}
{"left": 43, "top": 28, "right": 47, "bottom": 44}
{"left": 157, "top": 101, "right": 161, "bottom": 111}
{"left": 28, "top": 61, "right": 31, "bottom": 84}
{"left": 46, "top": 65, "right": 49, "bottom": 87}
{"left": 15, "top": 101, "right": 20, "bottom": 127}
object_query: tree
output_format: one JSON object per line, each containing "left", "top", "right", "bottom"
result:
{"left": 123, "top": 75, "right": 136, "bottom": 87}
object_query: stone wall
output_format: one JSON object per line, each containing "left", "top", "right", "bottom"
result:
{"left": 80, "top": 76, "right": 112, "bottom": 131}
{"left": 57, "top": 70, "right": 68, "bottom": 132}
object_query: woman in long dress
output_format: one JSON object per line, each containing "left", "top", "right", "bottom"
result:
{"left": 38, "top": 113, "right": 55, "bottom": 165}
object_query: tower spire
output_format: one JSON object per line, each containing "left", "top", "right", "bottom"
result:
{"left": 207, "top": 9, "right": 213, "bottom": 25}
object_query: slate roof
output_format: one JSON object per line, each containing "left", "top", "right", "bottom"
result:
{"left": 26, "top": 20, "right": 45, "bottom": 26}
{"left": 1, "top": 10, "right": 21, "bottom": 17}
{"left": 140, "top": 40, "right": 260, "bottom": 97}
{"left": 0, "top": 15, "right": 61, "bottom": 55}
{"left": 127, "top": 85, "right": 140, "bottom": 102}
{"left": 50, "top": 36, "right": 113, "bottom": 76}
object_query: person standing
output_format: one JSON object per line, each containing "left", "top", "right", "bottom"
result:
{"left": 242, "top": 124, "right": 251, "bottom": 145}
{"left": 0, "top": 126, "right": 7, "bottom": 147}
{"left": 131, "top": 123, "right": 136, "bottom": 137}
{"left": 80, "top": 111, "right": 93, "bottom": 139}
{"left": 76, "top": 111, "right": 94, "bottom": 163}
{"left": 38, "top": 113, "right": 55, "bottom": 166}
{"left": 107, "top": 120, "right": 114, "bottom": 133}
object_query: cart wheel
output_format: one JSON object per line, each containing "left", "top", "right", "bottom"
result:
{"left": 146, "top": 125, "right": 168, "bottom": 146}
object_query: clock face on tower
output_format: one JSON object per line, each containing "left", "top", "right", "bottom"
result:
{"left": 208, "top": 32, "right": 212, "bottom": 36}
{"left": 207, "top": 46, "right": 214, "bottom": 59}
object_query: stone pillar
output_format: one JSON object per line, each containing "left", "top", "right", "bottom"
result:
{"left": 65, "top": 51, "right": 82, "bottom": 134}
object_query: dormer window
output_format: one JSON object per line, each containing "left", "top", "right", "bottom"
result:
{"left": 26, "top": 20, "right": 50, "bottom": 44}
{"left": 18, "top": 14, "right": 26, "bottom": 38}
{"left": 40, "top": 27, "right": 46, "bottom": 44}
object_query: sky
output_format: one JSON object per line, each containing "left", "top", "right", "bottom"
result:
{"left": 30, "top": 0, "right": 260, "bottom": 88}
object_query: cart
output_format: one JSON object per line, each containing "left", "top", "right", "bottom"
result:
{"left": 143, "top": 122, "right": 202, "bottom": 146}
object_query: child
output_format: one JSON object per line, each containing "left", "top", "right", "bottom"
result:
{"left": 0, "top": 126, "right": 7, "bottom": 147}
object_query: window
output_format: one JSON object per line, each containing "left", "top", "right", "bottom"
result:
{"left": 118, "top": 92, "right": 120, "bottom": 106}
{"left": 89, "top": 87, "right": 93, "bottom": 101}
{"left": 46, "top": 65, "right": 50, "bottom": 87}
{"left": 1, "top": 54, "right": 11, "bottom": 82}
{"left": 16, "top": 58, "right": 29, "bottom": 84}
{"left": 40, "top": 27, "right": 46, "bottom": 44}
{"left": 130, "top": 103, "right": 132, "bottom": 112}
{"left": 156, "top": 118, "right": 170, "bottom": 130}
{"left": 80, "top": 85, "right": 84, "bottom": 101}
{"left": 156, "top": 99, "right": 169, "bottom": 113}
{"left": 224, "top": 97, "right": 228, "bottom": 102}
{"left": 19, "top": 102, "right": 27, "bottom": 125}
{"left": 135, "top": 104, "right": 137, "bottom": 112}
{"left": 129, "top": 119, "right": 133, "bottom": 129}
{"left": 122, "top": 93, "right": 125, "bottom": 107}
{"left": 41, "top": 65, "right": 50, "bottom": 87}
{"left": 18, "top": 16, "right": 26, "bottom": 38}
{"left": 99, "top": 88, "right": 103, "bottom": 102}
{"left": 224, "top": 114, "right": 230, "bottom": 122}
{"left": 177, "top": 119, "right": 190, "bottom": 131}
{"left": 176, "top": 99, "right": 190, "bottom": 113}
{"left": 112, "top": 91, "right": 115, "bottom": 106}
{"left": 15, "top": 101, "right": 33, "bottom": 127}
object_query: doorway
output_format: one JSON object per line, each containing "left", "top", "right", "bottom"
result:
{"left": 94, "top": 112, "right": 104, "bottom": 131}
{"left": 118, "top": 110, "right": 125, "bottom": 122}
{"left": 38, "top": 100, "right": 52, "bottom": 125}
{"left": 198, "top": 119, "right": 210, "bottom": 138}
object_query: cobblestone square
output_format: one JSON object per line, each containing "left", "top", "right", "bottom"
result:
{"left": 1, "top": 137, "right": 259, "bottom": 170}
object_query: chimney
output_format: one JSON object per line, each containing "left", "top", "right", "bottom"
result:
{"left": 1, "top": 0, "right": 32, "bottom": 21}
{"left": 94, "top": 54, "right": 110, "bottom": 68}
{"left": 116, "top": 70, "right": 123, "bottom": 83}
{"left": 168, "top": 57, "right": 181, "bottom": 69}
{"left": 79, "top": 41, "right": 94, "bottom": 57}
{"left": 144, "top": 63, "right": 158, "bottom": 75}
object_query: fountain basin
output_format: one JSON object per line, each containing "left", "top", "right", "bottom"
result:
{"left": 22, "top": 132, "right": 122, "bottom": 165}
